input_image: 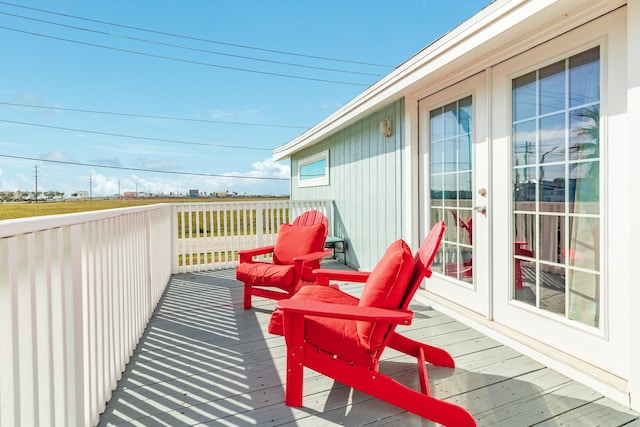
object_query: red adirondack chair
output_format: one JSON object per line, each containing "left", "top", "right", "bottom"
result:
{"left": 236, "top": 210, "right": 332, "bottom": 309}
{"left": 268, "top": 221, "right": 476, "bottom": 426}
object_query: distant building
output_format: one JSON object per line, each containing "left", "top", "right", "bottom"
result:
{"left": 188, "top": 189, "right": 199, "bottom": 198}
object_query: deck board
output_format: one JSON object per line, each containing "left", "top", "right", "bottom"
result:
{"left": 98, "top": 265, "right": 640, "bottom": 426}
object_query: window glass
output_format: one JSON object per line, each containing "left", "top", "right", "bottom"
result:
{"left": 511, "top": 48, "right": 600, "bottom": 328}
{"left": 539, "top": 60, "right": 566, "bottom": 114}
{"left": 298, "top": 150, "right": 329, "bottom": 187}
{"left": 512, "top": 71, "right": 537, "bottom": 121}
{"left": 430, "top": 95, "right": 473, "bottom": 284}
{"left": 300, "top": 159, "right": 326, "bottom": 181}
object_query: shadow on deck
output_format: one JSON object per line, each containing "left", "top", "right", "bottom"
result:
{"left": 98, "top": 263, "right": 639, "bottom": 426}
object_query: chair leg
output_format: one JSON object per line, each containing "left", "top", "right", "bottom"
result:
{"left": 284, "top": 311, "right": 304, "bottom": 407}
{"left": 388, "top": 332, "right": 455, "bottom": 368}
{"left": 304, "top": 346, "right": 475, "bottom": 426}
{"left": 243, "top": 283, "right": 252, "bottom": 309}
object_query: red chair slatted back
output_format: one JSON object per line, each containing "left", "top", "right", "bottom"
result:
{"left": 369, "top": 222, "right": 445, "bottom": 363}
{"left": 292, "top": 210, "right": 329, "bottom": 239}
{"left": 400, "top": 221, "right": 445, "bottom": 311}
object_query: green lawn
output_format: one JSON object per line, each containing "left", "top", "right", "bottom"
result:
{"left": 0, "top": 197, "right": 288, "bottom": 221}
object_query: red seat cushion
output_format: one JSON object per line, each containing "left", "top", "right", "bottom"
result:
{"left": 273, "top": 223, "right": 327, "bottom": 281}
{"left": 236, "top": 262, "right": 295, "bottom": 289}
{"left": 268, "top": 285, "right": 358, "bottom": 335}
{"left": 357, "top": 239, "right": 414, "bottom": 353}
{"left": 269, "top": 239, "right": 415, "bottom": 367}
{"left": 268, "top": 285, "right": 375, "bottom": 367}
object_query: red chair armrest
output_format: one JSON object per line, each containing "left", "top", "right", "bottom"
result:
{"left": 237, "top": 245, "right": 275, "bottom": 263}
{"left": 291, "top": 250, "right": 333, "bottom": 278}
{"left": 292, "top": 249, "right": 333, "bottom": 264}
{"left": 313, "top": 269, "right": 370, "bottom": 284}
{"left": 276, "top": 299, "right": 413, "bottom": 325}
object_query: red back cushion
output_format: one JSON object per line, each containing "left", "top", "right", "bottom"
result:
{"left": 272, "top": 223, "right": 326, "bottom": 265}
{"left": 357, "top": 239, "right": 415, "bottom": 352}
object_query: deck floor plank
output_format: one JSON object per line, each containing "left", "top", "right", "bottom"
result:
{"left": 98, "top": 265, "right": 640, "bottom": 426}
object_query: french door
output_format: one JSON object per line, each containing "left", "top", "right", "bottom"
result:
{"left": 490, "top": 33, "right": 624, "bottom": 377}
{"left": 418, "top": 12, "right": 625, "bottom": 381}
{"left": 418, "top": 72, "right": 490, "bottom": 316}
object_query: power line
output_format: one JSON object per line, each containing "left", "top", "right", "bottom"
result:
{"left": 0, "top": 102, "right": 309, "bottom": 130}
{"left": 0, "top": 25, "right": 371, "bottom": 87}
{"left": 0, "top": 154, "right": 290, "bottom": 181}
{"left": 0, "top": 119, "right": 275, "bottom": 151}
{"left": 0, "top": 1, "right": 393, "bottom": 69}
{"left": 0, "top": 11, "right": 384, "bottom": 78}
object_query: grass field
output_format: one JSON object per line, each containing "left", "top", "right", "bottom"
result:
{"left": 0, "top": 197, "right": 287, "bottom": 221}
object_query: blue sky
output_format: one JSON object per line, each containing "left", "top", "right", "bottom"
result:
{"left": 0, "top": 0, "right": 490, "bottom": 197}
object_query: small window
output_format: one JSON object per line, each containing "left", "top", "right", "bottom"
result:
{"left": 298, "top": 150, "right": 329, "bottom": 187}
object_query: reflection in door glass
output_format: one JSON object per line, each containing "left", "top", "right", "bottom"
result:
{"left": 430, "top": 96, "right": 473, "bottom": 284}
{"left": 512, "top": 47, "right": 600, "bottom": 328}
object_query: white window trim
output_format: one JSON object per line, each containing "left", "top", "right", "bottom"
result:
{"left": 298, "top": 150, "right": 329, "bottom": 188}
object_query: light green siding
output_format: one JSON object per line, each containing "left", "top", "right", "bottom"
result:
{"left": 291, "top": 99, "right": 405, "bottom": 270}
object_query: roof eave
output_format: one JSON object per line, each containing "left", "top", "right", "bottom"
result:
{"left": 272, "top": 0, "right": 622, "bottom": 161}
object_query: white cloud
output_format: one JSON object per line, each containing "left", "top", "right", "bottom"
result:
{"left": 247, "top": 157, "right": 290, "bottom": 179}
{"left": 42, "top": 150, "right": 75, "bottom": 163}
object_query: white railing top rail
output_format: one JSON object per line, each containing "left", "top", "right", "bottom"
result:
{"left": 0, "top": 203, "right": 172, "bottom": 239}
{"left": 0, "top": 199, "right": 333, "bottom": 426}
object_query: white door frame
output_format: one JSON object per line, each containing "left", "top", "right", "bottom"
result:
{"left": 417, "top": 71, "right": 490, "bottom": 317}
{"left": 490, "top": 12, "right": 627, "bottom": 379}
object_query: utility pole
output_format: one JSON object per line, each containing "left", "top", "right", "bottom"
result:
{"left": 34, "top": 164, "right": 39, "bottom": 203}
{"left": 89, "top": 174, "right": 93, "bottom": 200}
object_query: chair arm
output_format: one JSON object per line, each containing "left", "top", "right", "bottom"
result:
{"left": 276, "top": 299, "right": 413, "bottom": 325}
{"left": 237, "top": 245, "right": 275, "bottom": 263}
{"left": 292, "top": 249, "right": 333, "bottom": 264}
{"left": 313, "top": 269, "right": 370, "bottom": 284}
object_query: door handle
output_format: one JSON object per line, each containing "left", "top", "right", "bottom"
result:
{"left": 474, "top": 205, "right": 487, "bottom": 215}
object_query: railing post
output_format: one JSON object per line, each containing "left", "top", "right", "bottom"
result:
{"left": 171, "top": 204, "right": 179, "bottom": 274}
{"left": 256, "top": 204, "right": 264, "bottom": 249}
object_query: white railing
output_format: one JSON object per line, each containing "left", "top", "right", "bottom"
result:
{"left": 0, "top": 204, "right": 172, "bottom": 427}
{"left": 0, "top": 199, "right": 331, "bottom": 427}
{"left": 172, "top": 199, "right": 333, "bottom": 273}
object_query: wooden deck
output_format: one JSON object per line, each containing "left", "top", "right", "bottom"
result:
{"left": 98, "top": 262, "right": 640, "bottom": 426}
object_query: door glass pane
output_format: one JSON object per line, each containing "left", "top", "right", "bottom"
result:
{"left": 513, "top": 166, "right": 536, "bottom": 208}
{"left": 569, "top": 47, "right": 600, "bottom": 107}
{"left": 444, "top": 140, "right": 457, "bottom": 173}
{"left": 539, "top": 164, "right": 565, "bottom": 209}
{"left": 430, "top": 96, "right": 473, "bottom": 286}
{"left": 459, "top": 135, "right": 472, "bottom": 171}
{"left": 511, "top": 48, "right": 600, "bottom": 328}
{"left": 514, "top": 213, "right": 536, "bottom": 305}
{"left": 513, "top": 71, "right": 536, "bottom": 121}
{"left": 539, "top": 113, "right": 565, "bottom": 163}
{"left": 431, "top": 140, "right": 444, "bottom": 174}
{"left": 459, "top": 172, "right": 472, "bottom": 198}
{"left": 567, "top": 270, "right": 600, "bottom": 325}
{"left": 513, "top": 120, "right": 536, "bottom": 166}
{"left": 540, "top": 262, "right": 565, "bottom": 315}
{"left": 540, "top": 60, "right": 566, "bottom": 114}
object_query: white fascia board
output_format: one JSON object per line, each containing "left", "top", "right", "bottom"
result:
{"left": 272, "top": 0, "right": 622, "bottom": 161}
{"left": 271, "top": 0, "right": 535, "bottom": 161}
